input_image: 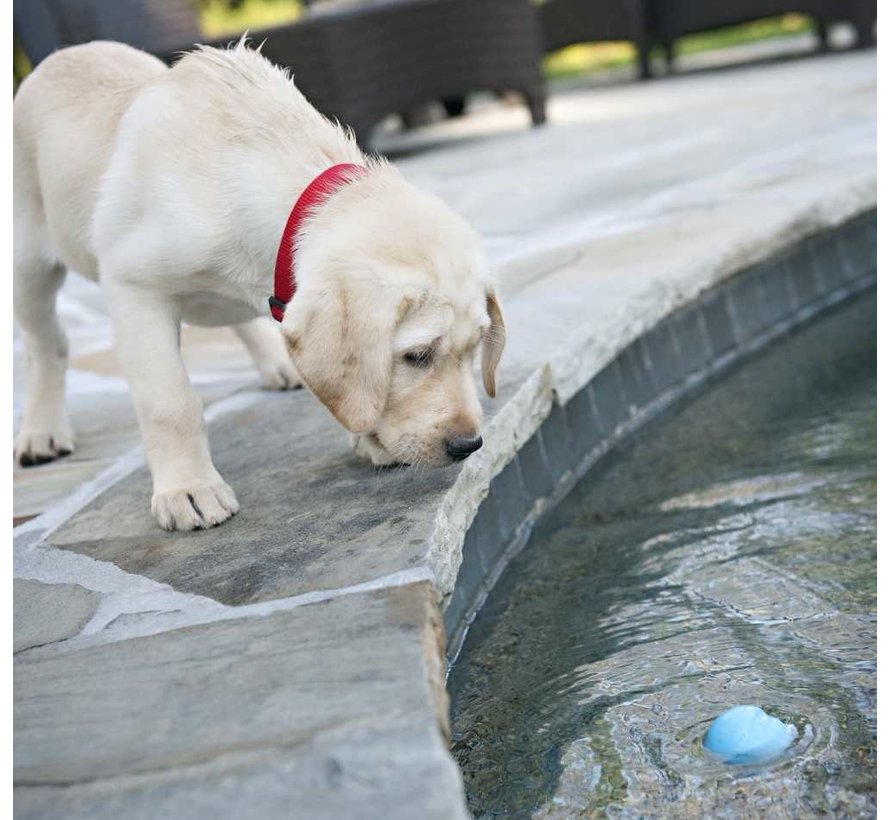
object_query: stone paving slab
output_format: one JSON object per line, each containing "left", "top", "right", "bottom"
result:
{"left": 15, "top": 581, "right": 466, "bottom": 818}
{"left": 13, "top": 372, "right": 254, "bottom": 521}
{"left": 13, "top": 458, "right": 119, "bottom": 521}
{"left": 14, "top": 580, "right": 100, "bottom": 653}
{"left": 46, "top": 389, "right": 458, "bottom": 605}
{"left": 15, "top": 582, "right": 446, "bottom": 782}
{"left": 16, "top": 723, "right": 467, "bottom": 820}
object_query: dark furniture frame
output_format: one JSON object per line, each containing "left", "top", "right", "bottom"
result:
{"left": 536, "top": 0, "right": 877, "bottom": 80}
{"left": 13, "top": 0, "right": 547, "bottom": 145}
{"left": 265, "top": 0, "right": 547, "bottom": 144}
{"left": 644, "top": 0, "right": 878, "bottom": 71}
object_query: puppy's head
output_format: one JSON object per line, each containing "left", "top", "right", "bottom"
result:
{"left": 282, "top": 168, "right": 504, "bottom": 466}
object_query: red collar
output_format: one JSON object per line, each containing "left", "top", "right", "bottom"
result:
{"left": 269, "top": 162, "right": 369, "bottom": 322}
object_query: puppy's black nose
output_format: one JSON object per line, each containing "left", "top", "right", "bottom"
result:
{"left": 446, "top": 435, "right": 483, "bottom": 461}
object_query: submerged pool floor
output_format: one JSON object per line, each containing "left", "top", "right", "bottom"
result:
{"left": 449, "top": 290, "right": 876, "bottom": 818}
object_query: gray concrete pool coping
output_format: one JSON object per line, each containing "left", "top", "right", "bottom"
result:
{"left": 14, "top": 52, "right": 876, "bottom": 819}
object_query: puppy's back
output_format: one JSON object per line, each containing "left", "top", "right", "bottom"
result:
{"left": 14, "top": 42, "right": 167, "bottom": 279}
{"left": 164, "top": 40, "right": 364, "bottom": 168}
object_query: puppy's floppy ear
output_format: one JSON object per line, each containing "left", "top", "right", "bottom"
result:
{"left": 285, "top": 283, "right": 401, "bottom": 434}
{"left": 482, "top": 291, "right": 506, "bottom": 398}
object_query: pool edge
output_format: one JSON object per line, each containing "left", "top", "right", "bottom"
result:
{"left": 444, "top": 208, "right": 877, "bottom": 665}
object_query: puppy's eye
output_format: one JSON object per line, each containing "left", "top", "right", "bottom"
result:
{"left": 403, "top": 348, "right": 433, "bottom": 367}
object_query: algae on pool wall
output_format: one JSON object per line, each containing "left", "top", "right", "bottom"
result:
{"left": 449, "top": 290, "right": 876, "bottom": 818}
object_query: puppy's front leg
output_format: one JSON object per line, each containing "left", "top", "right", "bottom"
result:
{"left": 232, "top": 317, "right": 302, "bottom": 390}
{"left": 105, "top": 282, "right": 238, "bottom": 531}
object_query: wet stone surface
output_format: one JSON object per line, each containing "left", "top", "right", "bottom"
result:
{"left": 449, "top": 292, "right": 876, "bottom": 818}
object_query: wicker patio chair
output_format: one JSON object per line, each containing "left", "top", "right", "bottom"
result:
{"left": 14, "top": 0, "right": 547, "bottom": 146}
{"left": 644, "top": 0, "right": 877, "bottom": 71}
{"left": 267, "top": 0, "right": 547, "bottom": 144}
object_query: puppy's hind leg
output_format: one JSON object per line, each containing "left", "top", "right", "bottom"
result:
{"left": 104, "top": 279, "right": 239, "bottom": 531}
{"left": 13, "top": 174, "right": 74, "bottom": 467}
{"left": 232, "top": 317, "right": 302, "bottom": 390}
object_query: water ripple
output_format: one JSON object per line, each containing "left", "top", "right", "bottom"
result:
{"left": 450, "top": 292, "right": 875, "bottom": 818}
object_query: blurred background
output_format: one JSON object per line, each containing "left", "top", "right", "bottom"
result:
{"left": 13, "top": 0, "right": 877, "bottom": 150}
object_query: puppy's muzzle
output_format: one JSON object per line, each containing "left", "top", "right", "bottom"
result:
{"left": 445, "top": 435, "right": 483, "bottom": 462}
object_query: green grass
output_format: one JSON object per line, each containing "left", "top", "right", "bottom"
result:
{"left": 199, "top": 0, "right": 302, "bottom": 38}
{"left": 13, "top": 42, "right": 31, "bottom": 88}
{"left": 544, "top": 13, "right": 815, "bottom": 81}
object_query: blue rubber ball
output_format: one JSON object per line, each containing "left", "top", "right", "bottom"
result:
{"left": 703, "top": 705, "right": 797, "bottom": 765}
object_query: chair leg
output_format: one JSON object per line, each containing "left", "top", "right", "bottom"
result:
{"left": 663, "top": 40, "right": 676, "bottom": 73}
{"left": 524, "top": 91, "right": 546, "bottom": 127}
{"left": 815, "top": 17, "right": 831, "bottom": 52}
{"left": 635, "top": 33, "right": 654, "bottom": 80}
{"left": 441, "top": 96, "right": 466, "bottom": 118}
{"left": 853, "top": 15, "right": 875, "bottom": 48}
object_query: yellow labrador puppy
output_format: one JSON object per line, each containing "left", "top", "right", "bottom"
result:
{"left": 13, "top": 40, "right": 505, "bottom": 531}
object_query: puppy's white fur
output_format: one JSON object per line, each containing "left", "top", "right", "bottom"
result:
{"left": 13, "top": 40, "right": 504, "bottom": 531}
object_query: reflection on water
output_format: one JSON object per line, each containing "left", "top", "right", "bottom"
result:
{"left": 449, "top": 290, "right": 876, "bottom": 818}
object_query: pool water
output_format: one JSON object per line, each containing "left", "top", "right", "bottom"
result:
{"left": 449, "top": 290, "right": 876, "bottom": 818}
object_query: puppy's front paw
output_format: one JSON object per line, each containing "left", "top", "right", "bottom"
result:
{"left": 15, "top": 422, "right": 75, "bottom": 467}
{"left": 259, "top": 361, "right": 302, "bottom": 391}
{"left": 351, "top": 433, "right": 402, "bottom": 467}
{"left": 151, "top": 481, "right": 239, "bottom": 531}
